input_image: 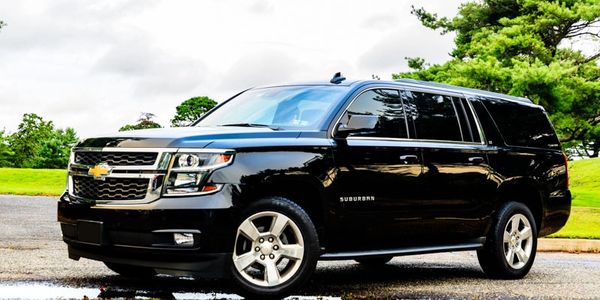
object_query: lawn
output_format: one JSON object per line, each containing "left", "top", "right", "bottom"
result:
{"left": 548, "top": 157, "right": 600, "bottom": 239}
{"left": 549, "top": 207, "right": 600, "bottom": 239}
{"left": 0, "top": 168, "right": 66, "bottom": 196}
{"left": 568, "top": 157, "right": 600, "bottom": 208}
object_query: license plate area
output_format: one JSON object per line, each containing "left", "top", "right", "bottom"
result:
{"left": 77, "top": 220, "right": 105, "bottom": 246}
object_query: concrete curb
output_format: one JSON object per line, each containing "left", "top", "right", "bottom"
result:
{"left": 538, "top": 238, "right": 600, "bottom": 253}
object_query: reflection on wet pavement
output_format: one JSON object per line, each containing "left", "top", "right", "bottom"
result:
{"left": 0, "top": 282, "right": 341, "bottom": 300}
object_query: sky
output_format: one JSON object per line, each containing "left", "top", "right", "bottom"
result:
{"left": 0, "top": 0, "right": 465, "bottom": 138}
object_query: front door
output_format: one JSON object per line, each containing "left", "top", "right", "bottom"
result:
{"left": 330, "top": 88, "right": 424, "bottom": 251}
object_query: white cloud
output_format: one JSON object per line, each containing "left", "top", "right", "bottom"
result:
{"left": 0, "top": 0, "right": 465, "bottom": 138}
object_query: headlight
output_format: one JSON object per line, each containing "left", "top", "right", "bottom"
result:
{"left": 164, "top": 151, "right": 234, "bottom": 196}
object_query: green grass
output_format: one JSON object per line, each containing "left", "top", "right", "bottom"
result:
{"left": 549, "top": 157, "right": 600, "bottom": 239}
{"left": 549, "top": 207, "right": 600, "bottom": 239}
{"left": 568, "top": 158, "right": 600, "bottom": 208}
{"left": 0, "top": 168, "right": 66, "bottom": 196}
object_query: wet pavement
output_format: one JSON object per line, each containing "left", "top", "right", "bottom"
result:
{"left": 1, "top": 195, "right": 600, "bottom": 299}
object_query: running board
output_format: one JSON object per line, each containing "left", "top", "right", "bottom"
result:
{"left": 320, "top": 237, "right": 486, "bottom": 260}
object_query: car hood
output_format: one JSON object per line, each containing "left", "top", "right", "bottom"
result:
{"left": 75, "top": 126, "right": 329, "bottom": 149}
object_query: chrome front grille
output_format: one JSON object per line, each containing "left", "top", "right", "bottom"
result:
{"left": 74, "top": 152, "right": 158, "bottom": 166}
{"left": 72, "top": 176, "right": 149, "bottom": 200}
{"left": 68, "top": 147, "right": 173, "bottom": 204}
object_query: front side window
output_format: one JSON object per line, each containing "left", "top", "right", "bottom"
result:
{"left": 344, "top": 89, "right": 408, "bottom": 138}
{"left": 197, "top": 86, "right": 348, "bottom": 130}
{"left": 403, "top": 91, "right": 463, "bottom": 141}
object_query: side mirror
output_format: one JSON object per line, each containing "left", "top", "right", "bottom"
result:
{"left": 336, "top": 115, "right": 378, "bottom": 136}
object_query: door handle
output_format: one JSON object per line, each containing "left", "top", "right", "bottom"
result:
{"left": 468, "top": 156, "right": 485, "bottom": 164}
{"left": 399, "top": 155, "right": 419, "bottom": 164}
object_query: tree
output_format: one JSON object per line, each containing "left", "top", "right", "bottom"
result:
{"left": 34, "top": 128, "right": 78, "bottom": 169}
{"left": 0, "top": 20, "right": 5, "bottom": 31}
{"left": 171, "top": 96, "right": 217, "bottom": 127}
{"left": 6, "top": 113, "right": 78, "bottom": 168}
{"left": 0, "top": 130, "right": 14, "bottom": 167}
{"left": 394, "top": 0, "right": 600, "bottom": 157}
{"left": 9, "top": 113, "right": 55, "bottom": 168}
{"left": 119, "top": 112, "right": 162, "bottom": 131}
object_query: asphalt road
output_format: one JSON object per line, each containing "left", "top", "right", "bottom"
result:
{"left": 1, "top": 195, "right": 600, "bottom": 299}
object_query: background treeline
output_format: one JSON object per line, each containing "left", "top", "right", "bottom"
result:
{"left": 0, "top": 113, "right": 77, "bottom": 169}
{"left": 0, "top": 96, "right": 217, "bottom": 169}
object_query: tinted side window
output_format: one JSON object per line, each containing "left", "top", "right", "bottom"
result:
{"left": 403, "top": 91, "right": 463, "bottom": 141}
{"left": 346, "top": 89, "right": 408, "bottom": 138}
{"left": 483, "top": 98, "right": 560, "bottom": 149}
{"left": 470, "top": 98, "right": 502, "bottom": 146}
{"left": 459, "top": 97, "right": 481, "bottom": 143}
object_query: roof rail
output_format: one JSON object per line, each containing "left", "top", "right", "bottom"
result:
{"left": 394, "top": 78, "right": 532, "bottom": 104}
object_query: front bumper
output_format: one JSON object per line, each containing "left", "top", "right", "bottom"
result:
{"left": 58, "top": 192, "right": 238, "bottom": 278}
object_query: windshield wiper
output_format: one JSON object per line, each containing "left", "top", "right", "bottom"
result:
{"left": 220, "top": 123, "right": 281, "bottom": 130}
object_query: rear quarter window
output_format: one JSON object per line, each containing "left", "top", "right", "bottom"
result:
{"left": 483, "top": 98, "right": 560, "bottom": 150}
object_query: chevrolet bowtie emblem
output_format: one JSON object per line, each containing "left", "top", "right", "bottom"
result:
{"left": 88, "top": 163, "right": 112, "bottom": 180}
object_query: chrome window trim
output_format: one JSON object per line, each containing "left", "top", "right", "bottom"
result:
{"left": 67, "top": 147, "right": 234, "bottom": 205}
{"left": 346, "top": 136, "right": 489, "bottom": 149}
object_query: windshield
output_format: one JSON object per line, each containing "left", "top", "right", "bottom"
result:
{"left": 196, "top": 86, "right": 348, "bottom": 130}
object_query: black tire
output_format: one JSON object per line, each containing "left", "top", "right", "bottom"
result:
{"left": 230, "top": 197, "right": 319, "bottom": 299}
{"left": 104, "top": 262, "right": 157, "bottom": 278}
{"left": 355, "top": 256, "right": 393, "bottom": 266}
{"left": 477, "top": 201, "right": 538, "bottom": 279}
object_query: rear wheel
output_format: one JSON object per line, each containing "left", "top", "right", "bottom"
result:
{"left": 355, "top": 256, "right": 393, "bottom": 266}
{"left": 104, "top": 262, "right": 156, "bottom": 278}
{"left": 477, "top": 202, "right": 537, "bottom": 279}
{"left": 230, "top": 197, "right": 319, "bottom": 298}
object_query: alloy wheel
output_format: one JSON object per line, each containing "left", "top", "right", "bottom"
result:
{"left": 232, "top": 211, "right": 305, "bottom": 287}
{"left": 503, "top": 213, "right": 533, "bottom": 269}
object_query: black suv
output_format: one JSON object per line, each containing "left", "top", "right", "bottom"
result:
{"left": 58, "top": 76, "right": 570, "bottom": 298}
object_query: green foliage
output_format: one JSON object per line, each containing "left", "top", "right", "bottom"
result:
{"left": 397, "top": 0, "right": 600, "bottom": 157}
{"left": 0, "top": 130, "right": 15, "bottom": 167}
{"left": 9, "top": 113, "right": 55, "bottom": 168}
{"left": 3, "top": 113, "right": 78, "bottom": 169}
{"left": 405, "top": 57, "right": 428, "bottom": 71}
{"left": 119, "top": 112, "right": 162, "bottom": 131}
{"left": 171, "top": 96, "right": 217, "bottom": 127}
{"left": 0, "top": 168, "right": 66, "bottom": 196}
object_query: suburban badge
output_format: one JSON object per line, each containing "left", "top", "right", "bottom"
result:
{"left": 339, "top": 196, "right": 375, "bottom": 203}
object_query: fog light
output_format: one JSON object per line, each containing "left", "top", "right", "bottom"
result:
{"left": 173, "top": 233, "right": 194, "bottom": 246}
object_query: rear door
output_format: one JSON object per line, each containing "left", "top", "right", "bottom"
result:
{"left": 402, "top": 90, "right": 496, "bottom": 241}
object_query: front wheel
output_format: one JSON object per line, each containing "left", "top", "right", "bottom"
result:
{"left": 230, "top": 197, "right": 319, "bottom": 298}
{"left": 477, "top": 202, "right": 537, "bottom": 279}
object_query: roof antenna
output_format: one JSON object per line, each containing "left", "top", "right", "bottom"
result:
{"left": 330, "top": 72, "right": 346, "bottom": 84}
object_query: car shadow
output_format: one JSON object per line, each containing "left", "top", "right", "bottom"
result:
{"left": 45, "top": 260, "right": 487, "bottom": 299}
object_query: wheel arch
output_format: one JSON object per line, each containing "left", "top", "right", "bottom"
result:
{"left": 495, "top": 177, "right": 545, "bottom": 232}
{"left": 238, "top": 175, "right": 330, "bottom": 247}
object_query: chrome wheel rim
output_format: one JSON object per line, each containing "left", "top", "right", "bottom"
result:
{"left": 232, "top": 211, "right": 304, "bottom": 287}
{"left": 503, "top": 213, "right": 533, "bottom": 269}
